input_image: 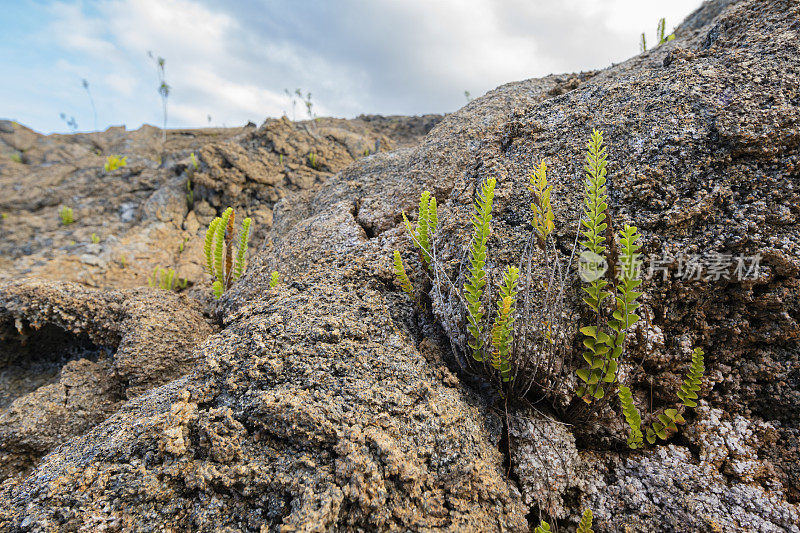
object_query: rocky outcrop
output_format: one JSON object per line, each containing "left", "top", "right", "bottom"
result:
{"left": 0, "top": 279, "right": 214, "bottom": 480}
{"left": 0, "top": 0, "right": 798, "bottom": 530}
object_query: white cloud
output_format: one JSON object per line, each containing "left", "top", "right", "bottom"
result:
{"left": 4, "top": 0, "right": 704, "bottom": 133}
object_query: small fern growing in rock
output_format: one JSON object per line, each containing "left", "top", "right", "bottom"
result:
{"left": 269, "top": 271, "right": 279, "bottom": 288}
{"left": 104, "top": 155, "right": 127, "bottom": 172}
{"left": 203, "top": 207, "right": 252, "bottom": 299}
{"left": 148, "top": 267, "right": 187, "bottom": 291}
{"left": 393, "top": 251, "right": 414, "bottom": 295}
{"left": 60, "top": 206, "right": 74, "bottom": 225}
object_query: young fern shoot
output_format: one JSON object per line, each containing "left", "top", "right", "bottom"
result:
{"left": 393, "top": 251, "right": 414, "bottom": 295}
{"left": 203, "top": 207, "right": 252, "bottom": 299}
{"left": 402, "top": 190, "right": 437, "bottom": 267}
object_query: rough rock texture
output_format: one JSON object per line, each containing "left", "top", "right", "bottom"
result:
{"left": 0, "top": 115, "right": 439, "bottom": 291}
{"left": 0, "top": 279, "right": 214, "bottom": 480}
{"left": 0, "top": 0, "right": 798, "bottom": 530}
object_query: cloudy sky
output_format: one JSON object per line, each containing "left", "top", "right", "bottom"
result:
{"left": 1, "top": 0, "right": 702, "bottom": 134}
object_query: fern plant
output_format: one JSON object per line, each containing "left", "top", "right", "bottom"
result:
{"left": 678, "top": 347, "right": 705, "bottom": 408}
{"left": 464, "top": 178, "right": 496, "bottom": 361}
{"left": 618, "top": 386, "right": 644, "bottom": 449}
{"left": 104, "top": 155, "right": 127, "bottom": 172}
{"left": 402, "top": 190, "right": 438, "bottom": 266}
{"left": 59, "top": 206, "right": 74, "bottom": 225}
{"left": 269, "top": 271, "right": 279, "bottom": 288}
{"left": 529, "top": 160, "right": 554, "bottom": 246}
{"left": 393, "top": 251, "right": 414, "bottom": 295}
{"left": 490, "top": 266, "right": 519, "bottom": 381}
{"left": 203, "top": 207, "right": 252, "bottom": 299}
{"left": 148, "top": 267, "right": 187, "bottom": 291}
{"left": 534, "top": 520, "right": 552, "bottom": 533}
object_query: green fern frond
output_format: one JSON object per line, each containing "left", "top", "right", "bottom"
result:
{"left": 529, "top": 160, "right": 554, "bottom": 244}
{"left": 212, "top": 280, "right": 223, "bottom": 299}
{"left": 657, "top": 17, "right": 666, "bottom": 43}
{"left": 577, "top": 509, "right": 594, "bottom": 533}
{"left": 678, "top": 347, "right": 705, "bottom": 408}
{"left": 214, "top": 208, "right": 232, "bottom": 284}
{"left": 464, "top": 177, "right": 496, "bottom": 361}
{"left": 428, "top": 196, "right": 438, "bottom": 238}
{"left": 490, "top": 265, "right": 519, "bottom": 381}
{"left": 534, "top": 520, "right": 552, "bottom": 533}
{"left": 59, "top": 206, "right": 74, "bottom": 225}
{"left": 204, "top": 217, "right": 221, "bottom": 275}
{"left": 646, "top": 408, "right": 685, "bottom": 444}
{"left": 269, "top": 271, "right": 279, "bottom": 288}
{"left": 393, "top": 251, "right": 414, "bottom": 295}
{"left": 576, "top": 129, "right": 615, "bottom": 402}
{"left": 640, "top": 33, "right": 647, "bottom": 52}
{"left": 618, "top": 386, "right": 644, "bottom": 449}
{"left": 232, "top": 217, "right": 252, "bottom": 282}
{"left": 204, "top": 207, "right": 252, "bottom": 299}
{"left": 403, "top": 191, "right": 437, "bottom": 267}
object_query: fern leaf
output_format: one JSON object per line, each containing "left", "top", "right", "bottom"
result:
{"left": 204, "top": 217, "right": 220, "bottom": 275}
{"left": 224, "top": 209, "right": 236, "bottom": 288}
{"left": 577, "top": 509, "right": 594, "bottom": 533}
{"left": 212, "top": 280, "right": 223, "bottom": 300}
{"left": 534, "top": 520, "right": 552, "bottom": 533}
{"left": 529, "top": 160, "right": 554, "bottom": 245}
{"left": 214, "top": 208, "right": 232, "bottom": 284}
{"left": 463, "top": 177, "right": 496, "bottom": 361}
{"left": 678, "top": 347, "right": 705, "bottom": 408}
{"left": 393, "top": 251, "right": 414, "bottom": 295}
{"left": 232, "top": 217, "right": 252, "bottom": 282}
{"left": 269, "top": 271, "right": 279, "bottom": 288}
{"left": 618, "top": 386, "right": 644, "bottom": 449}
{"left": 490, "top": 265, "right": 519, "bottom": 381}
{"left": 428, "top": 196, "right": 438, "bottom": 240}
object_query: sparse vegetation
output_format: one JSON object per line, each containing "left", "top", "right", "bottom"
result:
{"left": 204, "top": 207, "right": 252, "bottom": 299}
{"left": 59, "top": 113, "right": 78, "bottom": 131}
{"left": 148, "top": 267, "right": 187, "bottom": 291}
{"left": 148, "top": 51, "right": 170, "bottom": 143}
{"left": 640, "top": 17, "right": 675, "bottom": 52}
{"left": 91, "top": 233, "right": 100, "bottom": 244}
{"left": 308, "top": 152, "right": 319, "bottom": 169}
{"left": 104, "top": 155, "right": 127, "bottom": 172}
{"left": 393, "top": 251, "right": 413, "bottom": 295}
{"left": 398, "top": 129, "right": 706, "bottom": 450}
{"left": 269, "top": 271, "right": 279, "bottom": 288}
{"left": 82, "top": 79, "right": 97, "bottom": 131}
{"left": 59, "top": 206, "right": 74, "bottom": 225}
{"left": 10, "top": 153, "right": 22, "bottom": 163}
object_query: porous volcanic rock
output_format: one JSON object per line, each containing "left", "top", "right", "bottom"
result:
{"left": 0, "top": 0, "right": 798, "bottom": 530}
